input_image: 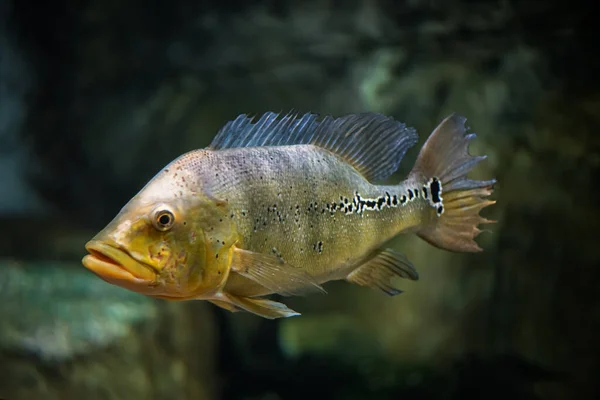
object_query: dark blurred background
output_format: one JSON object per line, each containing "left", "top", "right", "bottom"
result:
{"left": 0, "top": 0, "right": 598, "bottom": 399}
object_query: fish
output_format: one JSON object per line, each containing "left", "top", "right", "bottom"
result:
{"left": 82, "top": 111, "right": 496, "bottom": 319}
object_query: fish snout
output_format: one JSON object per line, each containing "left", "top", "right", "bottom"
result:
{"left": 82, "top": 240, "right": 160, "bottom": 295}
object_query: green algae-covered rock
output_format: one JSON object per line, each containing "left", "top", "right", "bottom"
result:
{"left": 0, "top": 261, "right": 218, "bottom": 399}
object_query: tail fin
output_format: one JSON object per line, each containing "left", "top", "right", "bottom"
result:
{"left": 409, "top": 113, "right": 496, "bottom": 252}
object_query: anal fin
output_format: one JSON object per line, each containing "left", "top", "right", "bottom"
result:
{"left": 217, "top": 292, "right": 300, "bottom": 319}
{"left": 346, "top": 248, "right": 418, "bottom": 296}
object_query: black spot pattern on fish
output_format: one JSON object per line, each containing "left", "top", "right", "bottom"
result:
{"left": 424, "top": 176, "right": 444, "bottom": 216}
{"left": 328, "top": 190, "right": 410, "bottom": 215}
{"left": 271, "top": 247, "right": 283, "bottom": 260}
{"left": 313, "top": 241, "right": 324, "bottom": 254}
{"left": 324, "top": 177, "right": 445, "bottom": 218}
{"left": 429, "top": 177, "right": 442, "bottom": 203}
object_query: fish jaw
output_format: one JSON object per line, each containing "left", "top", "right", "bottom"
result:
{"left": 82, "top": 240, "right": 159, "bottom": 295}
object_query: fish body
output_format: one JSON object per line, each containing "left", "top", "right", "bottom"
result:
{"left": 82, "top": 112, "right": 496, "bottom": 318}
{"left": 203, "top": 145, "right": 422, "bottom": 294}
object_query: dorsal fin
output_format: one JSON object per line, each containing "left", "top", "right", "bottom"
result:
{"left": 208, "top": 111, "right": 419, "bottom": 182}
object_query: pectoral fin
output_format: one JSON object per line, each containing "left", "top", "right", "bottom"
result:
{"left": 218, "top": 292, "right": 300, "bottom": 319}
{"left": 347, "top": 248, "right": 419, "bottom": 296}
{"left": 231, "top": 247, "right": 326, "bottom": 297}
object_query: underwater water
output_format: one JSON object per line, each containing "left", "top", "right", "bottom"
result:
{"left": 0, "top": 0, "right": 598, "bottom": 399}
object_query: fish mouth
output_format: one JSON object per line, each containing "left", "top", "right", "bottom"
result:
{"left": 82, "top": 241, "right": 158, "bottom": 291}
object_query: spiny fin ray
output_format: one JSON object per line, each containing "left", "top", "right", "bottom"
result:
{"left": 209, "top": 111, "right": 419, "bottom": 182}
{"left": 218, "top": 292, "right": 300, "bottom": 319}
{"left": 208, "top": 299, "right": 241, "bottom": 313}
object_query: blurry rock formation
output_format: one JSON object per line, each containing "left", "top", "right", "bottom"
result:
{"left": 0, "top": 261, "right": 157, "bottom": 361}
{"left": 0, "top": 261, "right": 218, "bottom": 400}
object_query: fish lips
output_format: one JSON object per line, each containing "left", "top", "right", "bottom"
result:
{"left": 82, "top": 241, "right": 158, "bottom": 294}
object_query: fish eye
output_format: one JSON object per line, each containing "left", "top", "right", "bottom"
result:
{"left": 152, "top": 208, "right": 175, "bottom": 231}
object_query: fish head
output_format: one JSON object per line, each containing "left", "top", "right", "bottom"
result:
{"left": 82, "top": 158, "right": 233, "bottom": 299}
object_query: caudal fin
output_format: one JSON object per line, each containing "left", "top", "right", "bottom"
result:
{"left": 409, "top": 113, "right": 496, "bottom": 252}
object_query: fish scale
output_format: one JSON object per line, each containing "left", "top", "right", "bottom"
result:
{"left": 203, "top": 146, "right": 421, "bottom": 283}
